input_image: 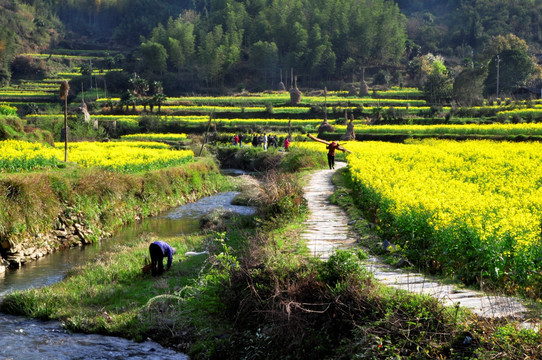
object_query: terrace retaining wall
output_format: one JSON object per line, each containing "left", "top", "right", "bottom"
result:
{"left": 0, "top": 207, "right": 106, "bottom": 269}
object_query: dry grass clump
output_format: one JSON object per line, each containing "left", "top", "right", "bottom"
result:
{"left": 255, "top": 170, "right": 306, "bottom": 220}
{"left": 0, "top": 174, "right": 61, "bottom": 242}
{"left": 220, "top": 250, "right": 485, "bottom": 360}
{"left": 74, "top": 169, "right": 135, "bottom": 201}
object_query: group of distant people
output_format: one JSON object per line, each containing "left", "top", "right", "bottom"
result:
{"left": 232, "top": 134, "right": 244, "bottom": 147}
{"left": 232, "top": 133, "right": 339, "bottom": 167}
{"left": 233, "top": 133, "right": 289, "bottom": 151}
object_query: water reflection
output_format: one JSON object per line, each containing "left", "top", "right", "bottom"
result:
{"left": 164, "top": 191, "right": 255, "bottom": 219}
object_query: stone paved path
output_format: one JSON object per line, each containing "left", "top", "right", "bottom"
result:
{"left": 301, "top": 163, "right": 530, "bottom": 320}
{"left": 301, "top": 163, "right": 356, "bottom": 259}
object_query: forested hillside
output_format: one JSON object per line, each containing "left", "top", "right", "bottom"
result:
{"left": 1, "top": 0, "right": 541, "bottom": 94}
{"left": 397, "top": 0, "right": 542, "bottom": 55}
{"left": 0, "top": 0, "right": 61, "bottom": 84}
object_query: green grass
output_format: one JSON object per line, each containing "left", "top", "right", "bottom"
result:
{"left": 20, "top": 53, "right": 103, "bottom": 61}
{"left": 0, "top": 233, "right": 210, "bottom": 338}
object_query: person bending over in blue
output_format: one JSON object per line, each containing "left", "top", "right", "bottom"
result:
{"left": 149, "top": 241, "right": 175, "bottom": 276}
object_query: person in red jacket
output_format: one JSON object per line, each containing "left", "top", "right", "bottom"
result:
{"left": 149, "top": 241, "right": 176, "bottom": 276}
{"left": 326, "top": 141, "right": 340, "bottom": 169}
{"left": 284, "top": 137, "right": 290, "bottom": 151}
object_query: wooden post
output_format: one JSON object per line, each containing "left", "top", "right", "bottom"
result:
{"left": 324, "top": 86, "right": 328, "bottom": 122}
{"left": 199, "top": 112, "right": 214, "bottom": 156}
{"left": 59, "top": 81, "right": 70, "bottom": 162}
{"left": 278, "top": 69, "right": 286, "bottom": 91}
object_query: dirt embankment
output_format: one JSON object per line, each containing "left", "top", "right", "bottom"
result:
{"left": 0, "top": 158, "right": 227, "bottom": 272}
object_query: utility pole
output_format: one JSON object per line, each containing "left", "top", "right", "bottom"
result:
{"left": 60, "top": 81, "right": 70, "bottom": 162}
{"left": 496, "top": 55, "right": 501, "bottom": 99}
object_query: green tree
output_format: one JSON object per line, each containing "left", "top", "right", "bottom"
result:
{"left": 342, "top": 57, "right": 357, "bottom": 83}
{"left": 152, "top": 92, "right": 167, "bottom": 114}
{"left": 483, "top": 49, "right": 535, "bottom": 97}
{"left": 149, "top": 13, "right": 197, "bottom": 73}
{"left": 449, "top": 0, "right": 542, "bottom": 53}
{"left": 197, "top": 25, "right": 225, "bottom": 85}
{"left": 80, "top": 62, "right": 92, "bottom": 76}
{"left": 168, "top": 11, "right": 197, "bottom": 62}
{"left": 483, "top": 33, "right": 529, "bottom": 61}
{"left": 307, "top": 25, "right": 336, "bottom": 80}
{"left": 104, "top": 54, "right": 115, "bottom": 70}
{"left": 113, "top": 53, "right": 125, "bottom": 67}
{"left": 453, "top": 67, "right": 487, "bottom": 106}
{"left": 405, "top": 12, "right": 444, "bottom": 54}
{"left": 129, "top": 74, "right": 149, "bottom": 98}
{"left": 287, "top": 21, "right": 309, "bottom": 68}
{"left": 166, "top": 37, "right": 184, "bottom": 72}
{"left": 120, "top": 90, "right": 137, "bottom": 112}
{"left": 406, "top": 54, "right": 432, "bottom": 88}
{"left": 431, "top": 59, "right": 447, "bottom": 74}
{"left": 150, "top": 81, "right": 166, "bottom": 113}
{"left": 423, "top": 61, "right": 453, "bottom": 104}
{"left": 138, "top": 41, "right": 168, "bottom": 76}
{"left": 197, "top": 24, "right": 242, "bottom": 86}
{"left": 347, "top": 0, "right": 407, "bottom": 91}
{"left": 248, "top": 40, "right": 278, "bottom": 86}
{"left": 209, "top": 0, "right": 248, "bottom": 34}
{"left": 0, "top": 28, "right": 15, "bottom": 86}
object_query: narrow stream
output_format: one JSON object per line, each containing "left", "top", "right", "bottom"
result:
{"left": 0, "top": 191, "right": 255, "bottom": 360}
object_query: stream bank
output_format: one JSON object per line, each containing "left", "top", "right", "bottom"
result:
{"left": 0, "top": 189, "right": 256, "bottom": 359}
{"left": 0, "top": 158, "right": 228, "bottom": 272}
{"left": 0, "top": 146, "right": 317, "bottom": 358}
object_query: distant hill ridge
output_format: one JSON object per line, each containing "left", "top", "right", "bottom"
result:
{"left": 1, "top": 0, "right": 540, "bottom": 89}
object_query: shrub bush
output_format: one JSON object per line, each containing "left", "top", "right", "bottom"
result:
{"left": 0, "top": 103, "right": 18, "bottom": 116}
{"left": 281, "top": 147, "right": 326, "bottom": 173}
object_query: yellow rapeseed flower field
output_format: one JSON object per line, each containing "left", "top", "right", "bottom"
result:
{"left": 352, "top": 123, "right": 542, "bottom": 136}
{"left": 295, "top": 139, "right": 542, "bottom": 293}
{"left": 0, "top": 139, "right": 60, "bottom": 172}
{"left": 53, "top": 141, "right": 194, "bottom": 172}
{"left": 0, "top": 140, "right": 194, "bottom": 173}
{"left": 120, "top": 133, "right": 188, "bottom": 141}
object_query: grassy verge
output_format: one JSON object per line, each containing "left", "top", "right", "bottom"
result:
{"left": 0, "top": 233, "right": 209, "bottom": 338}
{"left": 328, "top": 167, "right": 386, "bottom": 255}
